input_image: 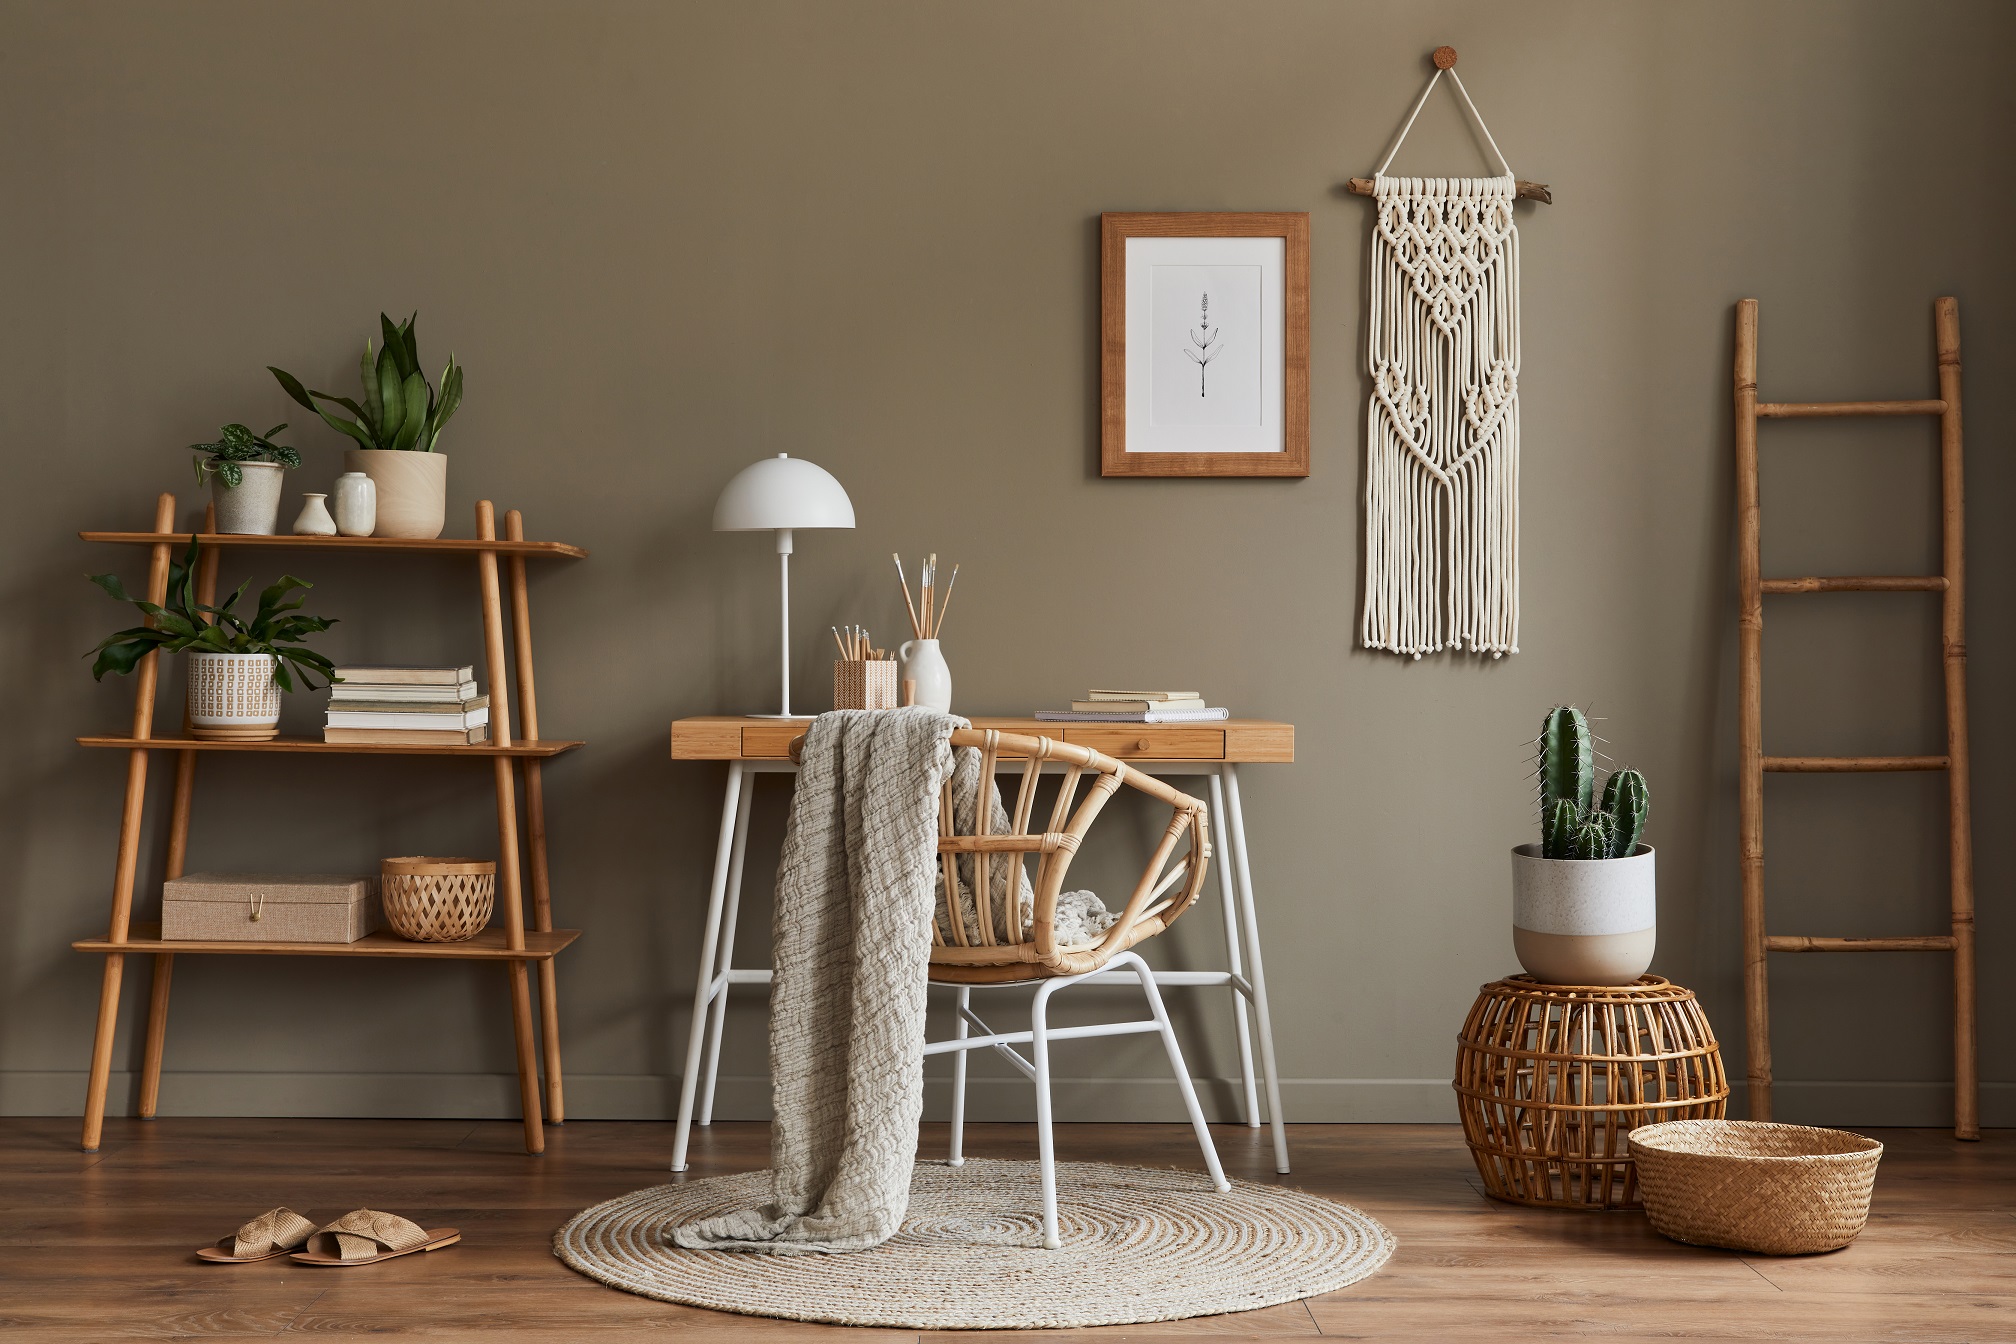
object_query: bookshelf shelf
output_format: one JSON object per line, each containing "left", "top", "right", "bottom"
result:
{"left": 74, "top": 494, "right": 580, "bottom": 1155}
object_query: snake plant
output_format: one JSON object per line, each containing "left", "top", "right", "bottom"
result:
{"left": 268, "top": 312, "right": 463, "bottom": 453}
{"left": 86, "top": 535, "right": 338, "bottom": 691}
{"left": 1534, "top": 705, "right": 1650, "bottom": 859}
{"left": 189, "top": 422, "right": 299, "bottom": 489}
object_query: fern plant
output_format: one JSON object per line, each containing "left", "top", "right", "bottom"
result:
{"left": 189, "top": 422, "right": 299, "bottom": 489}
{"left": 1534, "top": 705, "right": 1651, "bottom": 859}
{"left": 268, "top": 311, "right": 463, "bottom": 453}
{"left": 87, "top": 536, "right": 339, "bottom": 691}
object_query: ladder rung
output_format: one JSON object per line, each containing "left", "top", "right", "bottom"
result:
{"left": 1760, "top": 575, "right": 1947, "bottom": 594}
{"left": 1763, "top": 755, "right": 1948, "bottom": 772}
{"left": 1767, "top": 935, "right": 1958, "bottom": 953}
{"left": 1756, "top": 399, "right": 1946, "bottom": 418}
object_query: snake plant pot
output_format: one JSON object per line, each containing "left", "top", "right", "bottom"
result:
{"left": 186, "top": 651, "right": 282, "bottom": 741}
{"left": 207, "top": 460, "right": 285, "bottom": 535}
{"left": 1511, "top": 843, "right": 1656, "bottom": 986}
{"left": 346, "top": 448, "right": 447, "bottom": 539}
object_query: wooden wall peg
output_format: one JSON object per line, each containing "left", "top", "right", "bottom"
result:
{"left": 1432, "top": 45, "right": 1458, "bottom": 69}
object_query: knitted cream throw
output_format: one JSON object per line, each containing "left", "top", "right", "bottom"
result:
{"left": 671, "top": 708, "right": 960, "bottom": 1254}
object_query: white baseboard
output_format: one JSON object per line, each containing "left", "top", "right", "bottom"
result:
{"left": 4, "top": 1071, "right": 2008, "bottom": 1127}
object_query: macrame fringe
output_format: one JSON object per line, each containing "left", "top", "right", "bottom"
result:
{"left": 1362, "top": 174, "right": 1521, "bottom": 659}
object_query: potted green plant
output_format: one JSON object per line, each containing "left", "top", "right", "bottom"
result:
{"left": 87, "top": 536, "right": 339, "bottom": 741}
{"left": 1511, "top": 705, "right": 1655, "bottom": 985}
{"left": 189, "top": 423, "right": 300, "bottom": 536}
{"left": 269, "top": 312, "right": 464, "bottom": 539}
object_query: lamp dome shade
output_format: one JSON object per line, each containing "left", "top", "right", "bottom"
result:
{"left": 712, "top": 454, "right": 856, "bottom": 531}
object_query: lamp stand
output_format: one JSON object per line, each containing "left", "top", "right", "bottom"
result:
{"left": 750, "top": 527, "right": 797, "bottom": 718}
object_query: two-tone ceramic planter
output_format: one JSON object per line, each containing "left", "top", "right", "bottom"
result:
{"left": 1511, "top": 843, "right": 1656, "bottom": 985}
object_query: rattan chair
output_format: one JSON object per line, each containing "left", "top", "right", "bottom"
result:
{"left": 800, "top": 725, "right": 1229, "bottom": 1249}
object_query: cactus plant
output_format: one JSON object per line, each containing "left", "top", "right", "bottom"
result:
{"left": 1602, "top": 768, "right": 1651, "bottom": 858}
{"left": 1532, "top": 705, "right": 1652, "bottom": 860}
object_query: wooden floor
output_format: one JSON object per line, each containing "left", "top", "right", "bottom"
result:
{"left": 1, "top": 1117, "right": 2008, "bottom": 1341}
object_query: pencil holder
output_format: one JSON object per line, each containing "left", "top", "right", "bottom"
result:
{"left": 834, "top": 659, "right": 898, "bottom": 710}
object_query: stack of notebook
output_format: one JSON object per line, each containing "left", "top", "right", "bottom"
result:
{"left": 324, "top": 664, "right": 491, "bottom": 745}
{"left": 1035, "top": 690, "right": 1230, "bottom": 723}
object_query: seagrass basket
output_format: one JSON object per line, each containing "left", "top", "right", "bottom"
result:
{"left": 1630, "top": 1119, "right": 1883, "bottom": 1254}
{"left": 1455, "top": 975, "right": 1729, "bottom": 1209}
{"left": 381, "top": 856, "right": 495, "bottom": 942}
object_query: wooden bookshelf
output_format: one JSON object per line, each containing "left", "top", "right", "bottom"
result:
{"left": 73, "top": 494, "right": 583, "bottom": 1155}
{"left": 76, "top": 924, "right": 581, "bottom": 961}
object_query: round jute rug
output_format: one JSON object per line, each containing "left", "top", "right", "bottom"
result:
{"left": 554, "top": 1160, "right": 1395, "bottom": 1330}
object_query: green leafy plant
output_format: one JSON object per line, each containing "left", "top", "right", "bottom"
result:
{"left": 189, "top": 422, "right": 299, "bottom": 489}
{"left": 86, "top": 536, "right": 339, "bottom": 691}
{"left": 268, "top": 311, "right": 463, "bottom": 453}
{"left": 1535, "top": 705, "right": 1650, "bottom": 859}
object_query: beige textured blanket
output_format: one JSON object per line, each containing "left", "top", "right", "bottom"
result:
{"left": 670, "top": 708, "right": 960, "bottom": 1254}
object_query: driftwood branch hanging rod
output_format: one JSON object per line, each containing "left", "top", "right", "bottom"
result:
{"left": 1347, "top": 47, "right": 1554, "bottom": 205}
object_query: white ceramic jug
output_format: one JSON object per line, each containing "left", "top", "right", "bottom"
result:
{"left": 898, "top": 638, "right": 952, "bottom": 712}
{"left": 292, "top": 492, "right": 337, "bottom": 536}
{"left": 332, "top": 471, "right": 377, "bottom": 537}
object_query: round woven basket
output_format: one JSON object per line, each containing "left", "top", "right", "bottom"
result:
{"left": 1629, "top": 1119, "right": 1882, "bottom": 1254}
{"left": 381, "top": 856, "right": 495, "bottom": 942}
{"left": 1454, "top": 975, "right": 1728, "bottom": 1210}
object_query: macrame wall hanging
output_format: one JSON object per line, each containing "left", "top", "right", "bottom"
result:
{"left": 1351, "top": 48, "right": 1550, "bottom": 660}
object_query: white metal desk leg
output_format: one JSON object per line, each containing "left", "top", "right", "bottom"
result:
{"left": 697, "top": 783, "right": 754, "bottom": 1126}
{"left": 1221, "top": 764, "right": 1290, "bottom": 1173}
{"left": 1208, "top": 771, "right": 1260, "bottom": 1128}
{"left": 671, "top": 762, "right": 744, "bottom": 1172}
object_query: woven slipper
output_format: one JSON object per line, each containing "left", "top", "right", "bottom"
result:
{"left": 289, "top": 1209, "right": 460, "bottom": 1267}
{"left": 196, "top": 1206, "right": 317, "bottom": 1263}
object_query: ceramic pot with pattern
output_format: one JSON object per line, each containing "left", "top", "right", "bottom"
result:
{"left": 186, "top": 651, "right": 283, "bottom": 741}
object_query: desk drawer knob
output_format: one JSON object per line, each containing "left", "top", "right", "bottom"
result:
{"left": 1136, "top": 739, "right": 1151, "bottom": 752}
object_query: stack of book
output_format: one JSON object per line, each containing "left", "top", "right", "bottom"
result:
{"left": 324, "top": 664, "right": 490, "bottom": 746}
{"left": 1035, "top": 690, "right": 1230, "bottom": 723}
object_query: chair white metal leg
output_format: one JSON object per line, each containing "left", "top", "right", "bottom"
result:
{"left": 948, "top": 985, "right": 971, "bottom": 1166}
{"left": 1029, "top": 979, "right": 1062, "bottom": 1250}
{"left": 1222, "top": 765, "right": 1291, "bottom": 1174}
{"left": 697, "top": 787, "right": 754, "bottom": 1127}
{"left": 1207, "top": 772, "right": 1260, "bottom": 1128}
{"left": 671, "top": 763, "right": 744, "bottom": 1172}
{"left": 1119, "top": 952, "right": 1229, "bottom": 1191}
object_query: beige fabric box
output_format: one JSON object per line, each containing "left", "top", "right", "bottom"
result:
{"left": 162, "top": 872, "right": 377, "bottom": 943}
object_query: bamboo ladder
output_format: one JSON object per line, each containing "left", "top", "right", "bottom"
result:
{"left": 1734, "top": 297, "right": 1977, "bottom": 1140}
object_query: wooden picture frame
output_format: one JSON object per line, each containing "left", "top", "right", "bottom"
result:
{"left": 1100, "top": 211, "right": 1309, "bottom": 477}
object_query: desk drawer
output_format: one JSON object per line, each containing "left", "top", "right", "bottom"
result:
{"left": 1062, "top": 728, "right": 1225, "bottom": 760}
{"left": 742, "top": 723, "right": 811, "bottom": 759}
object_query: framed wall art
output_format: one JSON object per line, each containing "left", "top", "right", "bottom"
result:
{"left": 1100, "top": 211, "right": 1309, "bottom": 477}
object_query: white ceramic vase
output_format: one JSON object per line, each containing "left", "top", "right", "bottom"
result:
{"left": 207, "top": 460, "right": 285, "bottom": 535}
{"left": 898, "top": 638, "right": 953, "bottom": 712}
{"left": 292, "top": 493, "right": 337, "bottom": 536}
{"left": 332, "top": 470, "right": 377, "bottom": 537}
{"left": 346, "top": 448, "right": 447, "bottom": 539}
{"left": 186, "top": 651, "right": 282, "bottom": 741}
{"left": 1510, "top": 843, "right": 1656, "bottom": 986}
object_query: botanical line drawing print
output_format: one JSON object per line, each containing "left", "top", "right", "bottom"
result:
{"left": 1185, "top": 292, "right": 1221, "bottom": 396}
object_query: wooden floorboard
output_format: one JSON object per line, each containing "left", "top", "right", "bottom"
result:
{"left": 0, "top": 1118, "right": 2005, "bottom": 1341}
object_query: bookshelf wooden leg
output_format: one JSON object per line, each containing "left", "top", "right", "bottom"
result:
{"left": 507, "top": 960, "right": 544, "bottom": 1154}
{"left": 522, "top": 758, "right": 563, "bottom": 1123}
{"left": 137, "top": 955, "right": 174, "bottom": 1119}
{"left": 81, "top": 954, "right": 126, "bottom": 1152}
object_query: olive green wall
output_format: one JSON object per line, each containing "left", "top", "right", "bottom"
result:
{"left": 3, "top": 0, "right": 2010, "bottom": 1127}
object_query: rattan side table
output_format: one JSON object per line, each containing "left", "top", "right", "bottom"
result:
{"left": 1455, "top": 975, "right": 1729, "bottom": 1210}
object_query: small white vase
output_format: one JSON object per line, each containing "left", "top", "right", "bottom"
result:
{"left": 187, "top": 651, "right": 282, "bottom": 741}
{"left": 898, "top": 638, "right": 952, "bottom": 712}
{"left": 332, "top": 471, "right": 376, "bottom": 537}
{"left": 1511, "top": 843, "right": 1656, "bottom": 986}
{"left": 292, "top": 493, "right": 337, "bottom": 536}
{"left": 207, "top": 460, "right": 285, "bottom": 535}
{"left": 347, "top": 448, "right": 447, "bottom": 539}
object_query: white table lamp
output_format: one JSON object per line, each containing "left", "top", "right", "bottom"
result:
{"left": 713, "top": 453, "right": 855, "bottom": 717}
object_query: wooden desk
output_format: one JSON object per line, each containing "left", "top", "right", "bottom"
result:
{"left": 667, "top": 715, "right": 1296, "bottom": 1173}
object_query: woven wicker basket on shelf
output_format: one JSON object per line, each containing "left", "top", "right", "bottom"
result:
{"left": 1629, "top": 1119, "right": 1883, "bottom": 1254}
{"left": 381, "top": 856, "right": 496, "bottom": 942}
